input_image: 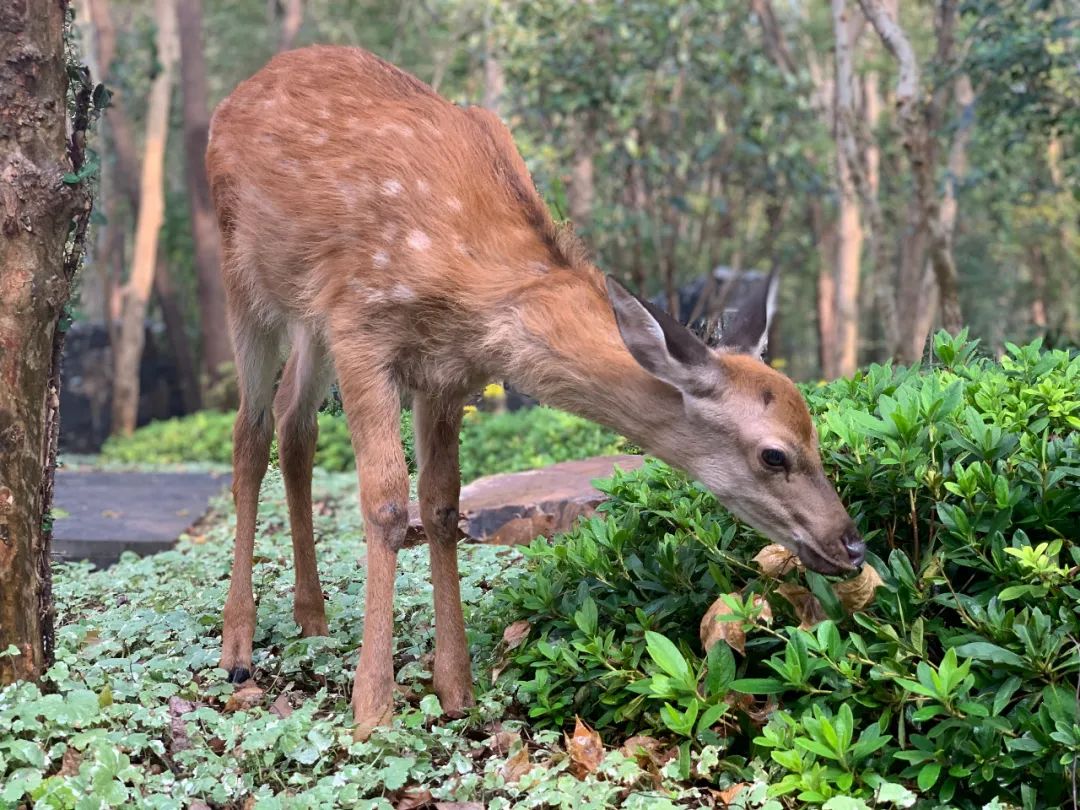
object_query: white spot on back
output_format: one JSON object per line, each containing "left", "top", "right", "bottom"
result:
{"left": 407, "top": 230, "right": 431, "bottom": 251}
{"left": 446, "top": 196, "right": 463, "bottom": 212}
{"left": 381, "top": 179, "right": 403, "bottom": 196}
{"left": 372, "top": 250, "right": 390, "bottom": 269}
{"left": 416, "top": 179, "right": 429, "bottom": 194}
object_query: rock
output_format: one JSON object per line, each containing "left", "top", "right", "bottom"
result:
{"left": 406, "top": 455, "right": 644, "bottom": 546}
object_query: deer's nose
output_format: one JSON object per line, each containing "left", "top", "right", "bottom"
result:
{"left": 842, "top": 526, "right": 866, "bottom": 568}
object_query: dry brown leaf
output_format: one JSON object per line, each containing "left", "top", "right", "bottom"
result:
{"left": 700, "top": 594, "right": 745, "bottom": 654}
{"left": 224, "top": 683, "right": 265, "bottom": 713}
{"left": 501, "top": 746, "right": 533, "bottom": 783}
{"left": 485, "top": 728, "right": 521, "bottom": 756}
{"left": 242, "top": 797, "right": 257, "bottom": 810}
{"left": 168, "top": 696, "right": 195, "bottom": 754}
{"left": 566, "top": 716, "right": 604, "bottom": 778}
{"left": 59, "top": 747, "right": 82, "bottom": 777}
{"left": 502, "top": 619, "right": 531, "bottom": 650}
{"left": 715, "top": 782, "right": 752, "bottom": 806}
{"left": 776, "top": 583, "right": 827, "bottom": 629}
{"left": 619, "top": 735, "right": 663, "bottom": 765}
{"left": 270, "top": 692, "right": 293, "bottom": 719}
{"left": 832, "top": 565, "right": 884, "bottom": 612}
{"left": 395, "top": 787, "right": 434, "bottom": 809}
{"left": 753, "top": 544, "right": 802, "bottom": 578}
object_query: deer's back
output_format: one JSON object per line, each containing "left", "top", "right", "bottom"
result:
{"left": 209, "top": 48, "right": 582, "bottom": 324}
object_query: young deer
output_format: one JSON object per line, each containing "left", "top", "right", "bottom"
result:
{"left": 207, "top": 46, "right": 865, "bottom": 739}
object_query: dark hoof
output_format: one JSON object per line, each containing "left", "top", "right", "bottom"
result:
{"left": 228, "top": 666, "right": 252, "bottom": 684}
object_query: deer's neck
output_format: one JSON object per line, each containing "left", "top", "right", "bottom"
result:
{"left": 501, "top": 270, "right": 686, "bottom": 459}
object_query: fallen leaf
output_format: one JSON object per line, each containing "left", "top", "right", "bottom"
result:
{"left": 224, "top": 683, "right": 265, "bottom": 713}
{"left": 59, "top": 747, "right": 82, "bottom": 777}
{"left": 395, "top": 787, "right": 433, "bottom": 809}
{"left": 776, "top": 582, "right": 827, "bottom": 629}
{"left": 619, "top": 735, "right": 663, "bottom": 765}
{"left": 270, "top": 692, "right": 293, "bottom": 719}
{"left": 832, "top": 564, "right": 884, "bottom": 612}
{"left": 190, "top": 534, "right": 208, "bottom": 545}
{"left": 485, "top": 728, "right": 521, "bottom": 756}
{"left": 502, "top": 619, "right": 531, "bottom": 650}
{"left": 207, "top": 736, "right": 226, "bottom": 755}
{"left": 753, "top": 544, "right": 802, "bottom": 577}
{"left": 501, "top": 746, "right": 533, "bottom": 783}
{"left": 168, "top": 696, "right": 195, "bottom": 754}
{"left": 243, "top": 797, "right": 257, "bottom": 810}
{"left": 566, "top": 716, "right": 604, "bottom": 777}
{"left": 715, "top": 782, "right": 752, "bottom": 806}
{"left": 700, "top": 594, "right": 745, "bottom": 654}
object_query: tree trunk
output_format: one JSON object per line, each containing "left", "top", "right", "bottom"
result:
{"left": 177, "top": 0, "right": 232, "bottom": 388}
{"left": 859, "top": 0, "right": 964, "bottom": 344}
{"left": 831, "top": 0, "right": 864, "bottom": 378}
{"left": 0, "top": 0, "right": 91, "bottom": 684}
{"left": 567, "top": 123, "right": 596, "bottom": 231}
{"left": 277, "top": 0, "right": 303, "bottom": 52}
{"left": 112, "top": 0, "right": 177, "bottom": 436}
{"left": 155, "top": 257, "right": 203, "bottom": 413}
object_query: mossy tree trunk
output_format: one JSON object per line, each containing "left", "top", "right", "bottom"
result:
{"left": 0, "top": 0, "right": 92, "bottom": 685}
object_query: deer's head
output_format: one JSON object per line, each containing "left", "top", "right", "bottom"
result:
{"left": 606, "top": 275, "right": 864, "bottom": 575}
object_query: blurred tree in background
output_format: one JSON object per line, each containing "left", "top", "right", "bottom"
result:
{"left": 71, "top": 0, "right": 1078, "bottom": 432}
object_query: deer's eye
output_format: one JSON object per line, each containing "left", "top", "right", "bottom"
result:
{"left": 761, "top": 448, "right": 787, "bottom": 469}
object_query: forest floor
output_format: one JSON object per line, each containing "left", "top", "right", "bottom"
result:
{"left": 1, "top": 466, "right": 753, "bottom": 809}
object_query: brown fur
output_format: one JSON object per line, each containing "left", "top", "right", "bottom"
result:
{"left": 207, "top": 46, "right": 850, "bottom": 739}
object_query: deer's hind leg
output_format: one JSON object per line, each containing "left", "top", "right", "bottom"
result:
{"left": 274, "top": 325, "right": 335, "bottom": 638}
{"left": 222, "top": 314, "right": 282, "bottom": 684}
{"left": 413, "top": 393, "right": 474, "bottom": 715}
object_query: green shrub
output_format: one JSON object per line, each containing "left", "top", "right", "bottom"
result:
{"left": 101, "top": 404, "right": 629, "bottom": 482}
{"left": 497, "top": 333, "right": 1080, "bottom": 808}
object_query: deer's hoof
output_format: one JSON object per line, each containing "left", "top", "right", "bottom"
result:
{"left": 227, "top": 666, "right": 252, "bottom": 684}
{"left": 351, "top": 701, "right": 394, "bottom": 742}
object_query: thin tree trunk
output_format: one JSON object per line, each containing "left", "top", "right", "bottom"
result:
{"left": 567, "top": 121, "right": 595, "bottom": 231}
{"left": 831, "top": 0, "right": 864, "bottom": 378}
{"left": 277, "top": 0, "right": 303, "bottom": 52}
{"left": 112, "top": 0, "right": 177, "bottom": 436}
{"left": 177, "top": 0, "right": 232, "bottom": 387}
{"left": 859, "top": 0, "right": 964, "bottom": 341}
{"left": 482, "top": 13, "right": 505, "bottom": 116}
{"left": 810, "top": 201, "right": 839, "bottom": 379}
{"left": 0, "top": 0, "right": 92, "bottom": 684}
{"left": 155, "top": 256, "right": 202, "bottom": 413}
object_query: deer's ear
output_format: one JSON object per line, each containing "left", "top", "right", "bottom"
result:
{"left": 715, "top": 268, "right": 779, "bottom": 360}
{"left": 606, "top": 276, "right": 712, "bottom": 394}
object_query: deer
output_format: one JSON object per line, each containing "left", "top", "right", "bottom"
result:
{"left": 206, "top": 45, "right": 866, "bottom": 740}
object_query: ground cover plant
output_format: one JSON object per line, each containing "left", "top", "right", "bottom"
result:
{"left": 100, "top": 405, "right": 630, "bottom": 483}
{"left": 4, "top": 334, "right": 1077, "bottom": 808}
{"left": 0, "top": 471, "right": 720, "bottom": 809}
{"left": 498, "top": 334, "right": 1080, "bottom": 807}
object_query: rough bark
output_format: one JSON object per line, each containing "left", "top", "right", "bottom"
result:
{"left": 0, "top": 0, "right": 91, "bottom": 684}
{"left": 831, "top": 0, "right": 864, "bottom": 378}
{"left": 112, "top": 0, "right": 177, "bottom": 435}
{"left": 177, "top": 0, "right": 232, "bottom": 386}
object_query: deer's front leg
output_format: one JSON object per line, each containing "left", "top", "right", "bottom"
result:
{"left": 413, "top": 394, "right": 474, "bottom": 715}
{"left": 333, "top": 343, "right": 410, "bottom": 741}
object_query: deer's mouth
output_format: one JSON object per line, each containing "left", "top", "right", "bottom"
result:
{"left": 794, "top": 541, "right": 860, "bottom": 577}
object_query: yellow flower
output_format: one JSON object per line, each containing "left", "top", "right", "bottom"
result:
{"left": 482, "top": 382, "right": 505, "bottom": 399}
{"left": 462, "top": 405, "right": 478, "bottom": 416}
